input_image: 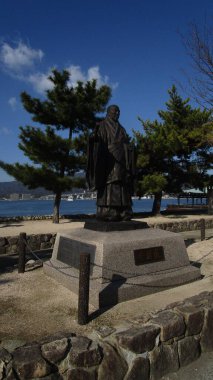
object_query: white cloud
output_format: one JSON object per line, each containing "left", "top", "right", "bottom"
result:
{"left": 27, "top": 71, "right": 54, "bottom": 94}
{"left": 0, "top": 41, "right": 118, "bottom": 94}
{"left": 0, "top": 41, "right": 44, "bottom": 73}
{"left": 111, "top": 81, "right": 119, "bottom": 90}
{"left": 88, "top": 66, "right": 109, "bottom": 86}
{"left": 8, "top": 97, "right": 17, "bottom": 110}
{"left": 67, "top": 65, "right": 118, "bottom": 89}
{"left": 0, "top": 127, "right": 11, "bottom": 135}
{"left": 67, "top": 65, "right": 86, "bottom": 86}
{"left": 26, "top": 65, "right": 118, "bottom": 94}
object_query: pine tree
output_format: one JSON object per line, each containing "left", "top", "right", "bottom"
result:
{"left": 0, "top": 69, "right": 111, "bottom": 222}
{"left": 134, "top": 86, "right": 212, "bottom": 214}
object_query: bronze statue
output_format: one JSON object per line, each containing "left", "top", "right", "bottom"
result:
{"left": 87, "top": 105, "right": 135, "bottom": 221}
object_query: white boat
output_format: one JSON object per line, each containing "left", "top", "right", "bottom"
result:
{"left": 67, "top": 196, "right": 74, "bottom": 201}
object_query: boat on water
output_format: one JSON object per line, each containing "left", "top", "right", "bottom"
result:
{"left": 67, "top": 196, "right": 74, "bottom": 201}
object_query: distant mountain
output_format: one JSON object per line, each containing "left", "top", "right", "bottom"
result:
{"left": 0, "top": 181, "right": 50, "bottom": 196}
{"left": 0, "top": 180, "right": 86, "bottom": 196}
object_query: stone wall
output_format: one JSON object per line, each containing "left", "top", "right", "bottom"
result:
{"left": 0, "top": 291, "right": 213, "bottom": 379}
{"left": 1, "top": 217, "right": 213, "bottom": 256}
{"left": 0, "top": 214, "right": 94, "bottom": 222}
{"left": 150, "top": 217, "right": 213, "bottom": 233}
{"left": 0, "top": 234, "right": 56, "bottom": 256}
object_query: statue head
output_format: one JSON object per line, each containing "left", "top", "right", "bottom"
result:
{"left": 106, "top": 105, "right": 120, "bottom": 122}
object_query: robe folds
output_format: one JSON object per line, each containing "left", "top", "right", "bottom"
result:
{"left": 86, "top": 118, "right": 135, "bottom": 209}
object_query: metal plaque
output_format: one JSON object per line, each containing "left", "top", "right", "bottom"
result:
{"left": 134, "top": 246, "right": 165, "bottom": 265}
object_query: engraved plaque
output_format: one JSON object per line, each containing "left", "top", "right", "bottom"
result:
{"left": 134, "top": 246, "right": 165, "bottom": 265}
{"left": 57, "top": 237, "right": 96, "bottom": 272}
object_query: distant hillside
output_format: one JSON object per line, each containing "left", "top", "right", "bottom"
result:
{"left": 0, "top": 181, "right": 85, "bottom": 196}
{"left": 0, "top": 181, "right": 50, "bottom": 196}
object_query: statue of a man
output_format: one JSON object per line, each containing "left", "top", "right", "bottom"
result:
{"left": 87, "top": 105, "right": 135, "bottom": 221}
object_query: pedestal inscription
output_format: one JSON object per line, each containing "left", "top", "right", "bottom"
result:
{"left": 134, "top": 246, "right": 165, "bottom": 265}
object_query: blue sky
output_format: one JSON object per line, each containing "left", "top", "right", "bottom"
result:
{"left": 0, "top": 0, "right": 212, "bottom": 181}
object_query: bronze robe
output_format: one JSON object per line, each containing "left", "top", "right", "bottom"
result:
{"left": 87, "top": 118, "right": 135, "bottom": 209}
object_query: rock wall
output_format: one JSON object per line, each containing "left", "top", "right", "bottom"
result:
{"left": 0, "top": 291, "right": 213, "bottom": 379}
{"left": 150, "top": 217, "right": 213, "bottom": 232}
{"left": 0, "top": 234, "right": 56, "bottom": 256}
{"left": 1, "top": 217, "right": 213, "bottom": 256}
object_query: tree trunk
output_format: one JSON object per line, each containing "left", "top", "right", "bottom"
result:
{"left": 53, "top": 192, "right": 61, "bottom": 223}
{"left": 208, "top": 188, "right": 213, "bottom": 215}
{"left": 152, "top": 192, "right": 162, "bottom": 215}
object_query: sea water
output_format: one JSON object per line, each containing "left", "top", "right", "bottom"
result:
{"left": 0, "top": 198, "right": 187, "bottom": 218}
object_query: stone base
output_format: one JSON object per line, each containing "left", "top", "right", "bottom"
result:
{"left": 44, "top": 227, "right": 201, "bottom": 308}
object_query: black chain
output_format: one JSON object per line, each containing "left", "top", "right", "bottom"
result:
{"left": 22, "top": 238, "right": 213, "bottom": 285}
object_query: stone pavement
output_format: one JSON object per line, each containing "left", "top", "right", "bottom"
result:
{"left": 0, "top": 219, "right": 213, "bottom": 379}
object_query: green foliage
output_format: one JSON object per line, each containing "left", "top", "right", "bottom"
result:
{"left": 134, "top": 85, "right": 212, "bottom": 209}
{"left": 138, "top": 174, "right": 167, "bottom": 195}
{"left": 21, "top": 70, "right": 111, "bottom": 132}
{"left": 0, "top": 69, "right": 111, "bottom": 222}
{"left": 0, "top": 161, "right": 76, "bottom": 193}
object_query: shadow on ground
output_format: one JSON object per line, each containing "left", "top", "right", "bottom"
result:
{"left": 0, "top": 224, "right": 24, "bottom": 228}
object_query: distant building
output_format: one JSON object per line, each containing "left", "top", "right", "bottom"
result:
{"left": 10, "top": 193, "right": 20, "bottom": 200}
{"left": 40, "top": 194, "right": 55, "bottom": 200}
{"left": 21, "top": 193, "right": 32, "bottom": 200}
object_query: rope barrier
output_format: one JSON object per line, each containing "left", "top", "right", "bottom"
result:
{"left": 36, "top": 248, "right": 213, "bottom": 289}
{"left": 20, "top": 237, "right": 213, "bottom": 287}
{"left": 22, "top": 239, "right": 43, "bottom": 266}
{"left": 16, "top": 231, "right": 213, "bottom": 326}
{"left": 90, "top": 261, "right": 193, "bottom": 278}
{"left": 45, "top": 260, "right": 79, "bottom": 279}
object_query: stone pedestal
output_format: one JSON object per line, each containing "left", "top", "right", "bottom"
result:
{"left": 44, "top": 223, "right": 201, "bottom": 308}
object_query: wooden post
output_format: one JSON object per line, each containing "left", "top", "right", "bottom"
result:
{"left": 18, "top": 232, "right": 27, "bottom": 273}
{"left": 200, "top": 219, "right": 205, "bottom": 241}
{"left": 78, "top": 252, "right": 90, "bottom": 325}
